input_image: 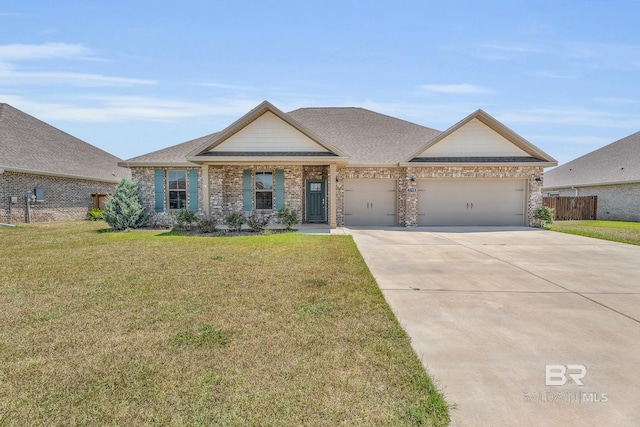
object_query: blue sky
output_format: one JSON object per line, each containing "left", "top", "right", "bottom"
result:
{"left": 1, "top": 1, "right": 639, "bottom": 165}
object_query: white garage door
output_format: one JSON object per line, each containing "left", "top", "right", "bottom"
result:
{"left": 344, "top": 180, "right": 397, "bottom": 226}
{"left": 418, "top": 180, "right": 526, "bottom": 226}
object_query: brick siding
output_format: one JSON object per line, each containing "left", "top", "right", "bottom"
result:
{"left": 0, "top": 171, "right": 117, "bottom": 224}
{"left": 546, "top": 182, "right": 640, "bottom": 222}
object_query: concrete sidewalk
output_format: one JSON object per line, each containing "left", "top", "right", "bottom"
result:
{"left": 344, "top": 227, "right": 640, "bottom": 427}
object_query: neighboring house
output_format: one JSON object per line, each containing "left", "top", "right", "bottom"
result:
{"left": 0, "top": 103, "right": 130, "bottom": 224}
{"left": 119, "top": 101, "right": 557, "bottom": 228}
{"left": 543, "top": 131, "right": 640, "bottom": 222}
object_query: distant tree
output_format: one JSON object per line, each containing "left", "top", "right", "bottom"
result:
{"left": 103, "top": 178, "right": 148, "bottom": 230}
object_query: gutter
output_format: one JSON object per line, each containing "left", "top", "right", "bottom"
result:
{"left": 0, "top": 166, "right": 122, "bottom": 183}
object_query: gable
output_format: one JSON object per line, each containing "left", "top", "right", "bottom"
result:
{"left": 206, "top": 111, "right": 329, "bottom": 153}
{"left": 417, "top": 118, "right": 528, "bottom": 158}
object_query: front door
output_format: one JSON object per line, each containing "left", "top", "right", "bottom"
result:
{"left": 306, "top": 180, "right": 326, "bottom": 222}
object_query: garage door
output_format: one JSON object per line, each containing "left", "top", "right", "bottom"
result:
{"left": 344, "top": 180, "right": 397, "bottom": 226}
{"left": 418, "top": 180, "right": 526, "bottom": 226}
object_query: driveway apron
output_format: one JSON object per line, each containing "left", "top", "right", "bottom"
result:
{"left": 344, "top": 227, "right": 640, "bottom": 427}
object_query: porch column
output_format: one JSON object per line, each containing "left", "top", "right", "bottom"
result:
{"left": 201, "top": 164, "right": 210, "bottom": 217}
{"left": 329, "top": 163, "right": 337, "bottom": 228}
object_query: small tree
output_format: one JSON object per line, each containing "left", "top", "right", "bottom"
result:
{"left": 103, "top": 178, "right": 148, "bottom": 230}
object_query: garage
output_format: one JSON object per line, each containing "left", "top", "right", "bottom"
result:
{"left": 418, "top": 179, "right": 526, "bottom": 226}
{"left": 344, "top": 180, "right": 397, "bottom": 226}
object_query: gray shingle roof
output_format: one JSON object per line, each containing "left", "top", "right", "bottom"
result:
{"left": 544, "top": 131, "right": 640, "bottom": 188}
{"left": 287, "top": 107, "right": 442, "bottom": 164}
{"left": 124, "top": 132, "right": 219, "bottom": 164}
{"left": 0, "top": 103, "right": 129, "bottom": 181}
{"left": 410, "top": 156, "right": 546, "bottom": 163}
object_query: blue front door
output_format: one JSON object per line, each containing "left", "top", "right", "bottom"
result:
{"left": 306, "top": 180, "right": 326, "bottom": 222}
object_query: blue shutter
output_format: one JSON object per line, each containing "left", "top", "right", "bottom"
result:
{"left": 188, "top": 169, "right": 198, "bottom": 212}
{"left": 243, "top": 169, "right": 252, "bottom": 211}
{"left": 154, "top": 169, "right": 164, "bottom": 212}
{"left": 275, "top": 169, "right": 285, "bottom": 210}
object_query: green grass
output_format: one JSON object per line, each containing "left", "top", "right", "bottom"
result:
{"left": 0, "top": 221, "right": 450, "bottom": 426}
{"left": 547, "top": 220, "right": 640, "bottom": 246}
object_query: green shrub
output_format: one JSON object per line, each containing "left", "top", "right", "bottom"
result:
{"left": 198, "top": 218, "right": 218, "bottom": 233}
{"left": 277, "top": 204, "right": 298, "bottom": 231}
{"left": 103, "top": 179, "right": 148, "bottom": 231}
{"left": 174, "top": 209, "right": 197, "bottom": 230}
{"left": 86, "top": 208, "right": 103, "bottom": 221}
{"left": 225, "top": 212, "right": 246, "bottom": 232}
{"left": 247, "top": 212, "right": 269, "bottom": 232}
{"left": 534, "top": 206, "right": 554, "bottom": 227}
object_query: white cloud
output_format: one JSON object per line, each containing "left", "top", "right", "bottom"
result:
{"left": 0, "top": 94, "right": 261, "bottom": 122}
{"left": 0, "top": 63, "right": 156, "bottom": 86}
{"left": 496, "top": 107, "right": 640, "bottom": 129}
{"left": 0, "top": 42, "right": 90, "bottom": 61}
{"left": 420, "top": 83, "right": 491, "bottom": 95}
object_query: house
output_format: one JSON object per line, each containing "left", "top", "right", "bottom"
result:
{"left": 543, "top": 131, "right": 640, "bottom": 221}
{"left": 0, "top": 103, "right": 130, "bottom": 224}
{"left": 119, "top": 101, "right": 557, "bottom": 228}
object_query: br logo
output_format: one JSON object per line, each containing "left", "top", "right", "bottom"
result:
{"left": 545, "top": 364, "right": 586, "bottom": 386}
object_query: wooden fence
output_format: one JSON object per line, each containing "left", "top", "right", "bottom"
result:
{"left": 543, "top": 196, "right": 597, "bottom": 220}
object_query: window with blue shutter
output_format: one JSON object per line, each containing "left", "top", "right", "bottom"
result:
{"left": 188, "top": 169, "right": 198, "bottom": 212}
{"left": 275, "top": 169, "right": 284, "bottom": 210}
{"left": 154, "top": 169, "right": 164, "bottom": 212}
{"left": 243, "top": 169, "right": 252, "bottom": 211}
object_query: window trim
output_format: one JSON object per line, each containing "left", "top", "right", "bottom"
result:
{"left": 255, "top": 171, "right": 274, "bottom": 211}
{"left": 167, "top": 169, "right": 188, "bottom": 211}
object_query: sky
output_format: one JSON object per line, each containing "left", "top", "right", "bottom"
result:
{"left": 1, "top": 0, "right": 639, "bottom": 166}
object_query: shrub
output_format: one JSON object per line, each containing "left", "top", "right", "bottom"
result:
{"left": 174, "top": 209, "right": 197, "bottom": 230}
{"left": 225, "top": 212, "right": 246, "bottom": 232}
{"left": 277, "top": 204, "right": 298, "bottom": 231}
{"left": 103, "top": 179, "right": 148, "bottom": 231}
{"left": 534, "top": 206, "right": 554, "bottom": 227}
{"left": 86, "top": 208, "right": 103, "bottom": 221}
{"left": 198, "top": 218, "right": 218, "bottom": 234}
{"left": 247, "top": 212, "right": 269, "bottom": 232}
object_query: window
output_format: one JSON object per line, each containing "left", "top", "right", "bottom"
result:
{"left": 255, "top": 172, "right": 273, "bottom": 210}
{"left": 168, "top": 170, "right": 187, "bottom": 210}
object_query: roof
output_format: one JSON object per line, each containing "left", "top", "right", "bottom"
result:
{"left": 287, "top": 107, "right": 442, "bottom": 165}
{"left": 544, "top": 131, "right": 640, "bottom": 188}
{"left": 121, "top": 102, "right": 553, "bottom": 168}
{"left": 0, "top": 103, "right": 129, "bottom": 182}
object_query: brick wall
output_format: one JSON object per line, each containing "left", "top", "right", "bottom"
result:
{"left": 0, "top": 171, "right": 117, "bottom": 224}
{"left": 546, "top": 182, "right": 640, "bottom": 222}
{"left": 131, "top": 164, "right": 545, "bottom": 228}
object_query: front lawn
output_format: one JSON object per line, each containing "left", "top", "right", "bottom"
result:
{"left": 0, "top": 221, "right": 449, "bottom": 426}
{"left": 547, "top": 220, "right": 640, "bottom": 246}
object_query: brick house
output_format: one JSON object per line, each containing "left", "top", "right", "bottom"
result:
{"left": 0, "top": 103, "right": 130, "bottom": 224}
{"left": 543, "top": 131, "right": 640, "bottom": 221}
{"left": 119, "top": 101, "right": 557, "bottom": 228}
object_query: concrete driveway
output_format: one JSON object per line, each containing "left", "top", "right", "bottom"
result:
{"left": 343, "top": 227, "right": 640, "bottom": 427}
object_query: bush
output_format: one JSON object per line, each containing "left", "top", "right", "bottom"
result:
{"left": 225, "top": 212, "right": 246, "bottom": 232}
{"left": 247, "top": 212, "right": 269, "bottom": 232}
{"left": 174, "top": 209, "right": 197, "bottom": 230}
{"left": 103, "top": 179, "right": 148, "bottom": 231}
{"left": 534, "top": 206, "right": 554, "bottom": 227}
{"left": 277, "top": 204, "right": 298, "bottom": 231}
{"left": 86, "top": 208, "right": 103, "bottom": 221}
{"left": 198, "top": 218, "right": 218, "bottom": 234}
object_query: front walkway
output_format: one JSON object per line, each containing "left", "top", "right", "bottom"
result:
{"left": 342, "top": 227, "right": 640, "bottom": 426}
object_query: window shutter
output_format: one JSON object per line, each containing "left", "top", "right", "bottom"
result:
{"left": 188, "top": 169, "right": 198, "bottom": 212}
{"left": 243, "top": 169, "right": 252, "bottom": 211}
{"left": 275, "top": 169, "right": 285, "bottom": 210}
{"left": 154, "top": 169, "right": 164, "bottom": 212}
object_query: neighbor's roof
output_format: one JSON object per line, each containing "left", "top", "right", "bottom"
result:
{"left": 0, "top": 103, "right": 129, "bottom": 182}
{"left": 123, "top": 106, "right": 442, "bottom": 166}
{"left": 544, "top": 131, "right": 640, "bottom": 188}
{"left": 287, "top": 107, "right": 442, "bottom": 165}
